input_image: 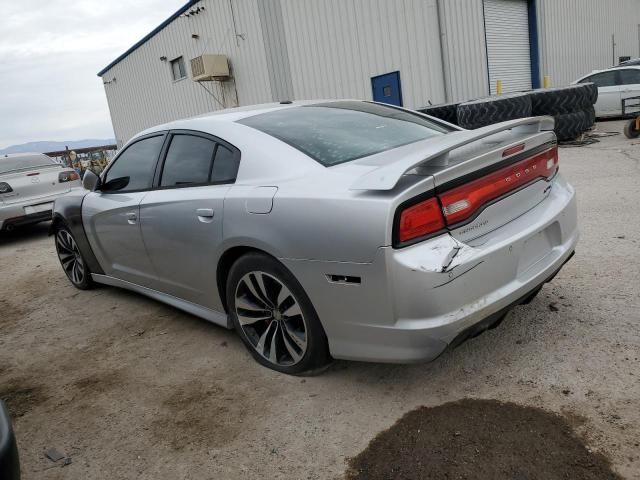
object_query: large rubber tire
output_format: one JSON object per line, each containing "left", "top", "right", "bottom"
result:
{"left": 554, "top": 110, "right": 590, "bottom": 141}
{"left": 417, "top": 102, "right": 460, "bottom": 125}
{"left": 584, "top": 105, "right": 596, "bottom": 129}
{"left": 624, "top": 118, "right": 640, "bottom": 139}
{"left": 582, "top": 82, "right": 599, "bottom": 105}
{"left": 457, "top": 93, "right": 532, "bottom": 130}
{"left": 226, "top": 252, "right": 331, "bottom": 375}
{"left": 530, "top": 84, "right": 592, "bottom": 116}
{"left": 54, "top": 226, "right": 95, "bottom": 290}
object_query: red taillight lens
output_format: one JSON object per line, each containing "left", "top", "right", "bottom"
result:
{"left": 439, "top": 146, "right": 558, "bottom": 226}
{"left": 397, "top": 197, "right": 446, "bottom": 243}
{"left": 394, "top": 146, "right": 559, "bottom": 247}
{"left": 59, "top": 171, "right": 80, "bottom": 183}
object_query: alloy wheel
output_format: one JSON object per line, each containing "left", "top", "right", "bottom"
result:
{"left": 234, "top": 271, "right": 308, "bottom": 366}
{"left": 56, "top": 230, "right": 86, "bottom": 285}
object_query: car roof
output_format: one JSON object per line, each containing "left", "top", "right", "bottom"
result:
{"left": 137, "top": 99, "right": 344, "bottom": 138}
{"left": 575, "top": 65, "right": 640, "bottom": 81}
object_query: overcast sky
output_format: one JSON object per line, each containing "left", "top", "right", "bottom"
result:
{"left": 0, "top": 0, "right": 186, "bottom": 149}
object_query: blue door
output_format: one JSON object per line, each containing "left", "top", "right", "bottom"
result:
{"left": 371, "top": 71, "right": 403, "bottom": 106}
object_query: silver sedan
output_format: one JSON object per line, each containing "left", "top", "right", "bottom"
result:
{"left": 52, "top": 101, "right": 578, "bottom": 375}
{"left": 1, "top": 153, "right": 81, "bottom": 232}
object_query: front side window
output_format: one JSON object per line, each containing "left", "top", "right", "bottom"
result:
{"left": 587, "top": 71, "right": 618, "bottom": 88}
{"left": 619, "top": 69, "right": 640, "bottom": 85}
{"left": 238, "top": 101, "right": 451, "bottom": 166}
{"left": 160, "top": 135, "right": 216, "bottom": 187}
{"left": 103, "top": 135, "right": 164, "bottom": 192}
{"left": 171, "top": 57, "right": 186, "bottom": 81}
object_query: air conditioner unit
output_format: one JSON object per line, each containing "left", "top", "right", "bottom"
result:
{"left": 190, "top": 54, "right": 230, "bottom": 81}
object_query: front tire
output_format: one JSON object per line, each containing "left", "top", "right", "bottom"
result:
{"left": 226, "top": 253, "right": 331, "bottom": 375}
{"left": 55, "top": 226, "right": 94, "bottom": 290}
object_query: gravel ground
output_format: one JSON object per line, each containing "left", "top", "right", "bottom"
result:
{"left": 1, "top": 120, "right": 639, "bottom": 480}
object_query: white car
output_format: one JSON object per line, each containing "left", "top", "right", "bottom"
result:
{"left": 573, "top": 66, "right": 640, "bottom": 118}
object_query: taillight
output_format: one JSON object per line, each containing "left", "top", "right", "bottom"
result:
{"left": 394, "top": 146, "right": 559, "bottom": 247}
{"left": 439, "top": 146, "right": 558, "bottom": 226}
{"left": 59, "top": 171, "right": 80, "bottom": 183}
{"left": 0, "top": 182, "right": 13, "bottom": 194}
{"left": 397, "top": 197, "right": 446, "bottom": 244}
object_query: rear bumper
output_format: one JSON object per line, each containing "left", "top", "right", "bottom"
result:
{"left": 0, "top": 190, "right": 78, "bottom": 230}
{"left": 282, "top": 174, "right": 578, "bottom": 363}
{"left": 0, "top": 210, "right": 52, "bottom": 231}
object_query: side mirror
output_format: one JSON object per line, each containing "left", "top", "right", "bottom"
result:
{"left": 82, "top": 170, "right": 101, "bottom": 192}
{"left": 100, "top": 177, "right": 130, "bottom": 192}
{"left": 0, "top": 401, "right": 20, "bottom": 480}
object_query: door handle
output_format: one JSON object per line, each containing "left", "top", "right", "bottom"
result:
{"left": 196, "top": 208, "right": 215, "bottom": 218}
{"left": 126, "top": 211, "right": 137, "bottom": 225}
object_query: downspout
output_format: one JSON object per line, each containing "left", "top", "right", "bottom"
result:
{"left": 435, "top": 0, "right": 451, "bottom": 103}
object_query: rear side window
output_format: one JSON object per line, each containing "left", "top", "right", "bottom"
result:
{"left": 619, "top": 69, "right": 640, "bottom": 85}
{"left": 211, "top": 145, "right": 239, "bottom": 183}
{"left": 586, "top": 71, "right": 618, "bottom": 87}
{"left": 103, "top": 135, "right": 164, "bottom": 192}
{"left": 238, "top": 101, "right": 450, "bottom": 166}
{"left": 161, "top": 135, "right": 216, "bottom": 187}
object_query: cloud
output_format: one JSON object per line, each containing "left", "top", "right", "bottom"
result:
{"left": 0, "top": 0, "right": 187, "bottom": 149}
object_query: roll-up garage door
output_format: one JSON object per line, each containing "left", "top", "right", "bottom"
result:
{"left": 484, "top": 0, "right": 532, "bottom": 94}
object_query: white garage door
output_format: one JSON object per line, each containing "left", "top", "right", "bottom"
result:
{"left": 484, "top": 0, "right": 532, "bottom": 94}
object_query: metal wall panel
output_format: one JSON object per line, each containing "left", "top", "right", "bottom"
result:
{"left": 257, "top": 0, "right": 294, "bottom": 101}
{"left": 278, "top": 0, "right": 447, "bottom": 109}
{"left": 101, "top": 0, "right": 273, "bottom": 146}
{"left": 439, "top": 0, "right": 490, "bottom": 102}
{"left": 537, "top": 0, "right": 640, "bottom": 87}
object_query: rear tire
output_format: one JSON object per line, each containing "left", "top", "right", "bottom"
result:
{"left": 417, "top": 102, "right": 460, "bottom": 125}
{"left": 554, "top": 110, "right": 590, "bottom": 141}
{"left": 226, "top": 253, "right": 331, "bottom": 375}
{"left": 530, "top": 84, "right": 592, "bottom": 116}
{"left": 457, "top": 93, "right": 532, "bottom": 130}
{"left": 54, "top": 226, "right": 95, "bottom": 290}
{"left": 624, "top": 118, "right": 640, "bottom": 139}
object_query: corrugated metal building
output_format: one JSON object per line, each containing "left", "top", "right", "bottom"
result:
{"left": 99, "top": 0, "right": 640, "bottom": 146}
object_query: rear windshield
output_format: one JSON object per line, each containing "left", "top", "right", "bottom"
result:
{"left": 238, "top": 101, "right": 451, "bottom": 166}
{"left": 0, "top": 154, "right": 56, "bottom": 175}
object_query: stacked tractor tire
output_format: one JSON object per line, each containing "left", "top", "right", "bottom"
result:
{"left": 418, "top": 83, "right": 598, "bottom": 142}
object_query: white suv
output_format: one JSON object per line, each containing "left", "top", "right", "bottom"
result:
{"left": 573, "top": 66, "right": 640, "bottom": 117}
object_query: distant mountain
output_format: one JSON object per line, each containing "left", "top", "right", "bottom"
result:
{"left": 0, "top": 139, "right": 116, "bottom": 155}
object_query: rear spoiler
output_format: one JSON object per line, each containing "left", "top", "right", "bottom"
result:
{"left": 350, "top": 116, "right": 555, "bottom": 191}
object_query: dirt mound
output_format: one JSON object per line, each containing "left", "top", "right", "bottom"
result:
{"left": 347, "top": 399, "right": 621, "bottom": 480}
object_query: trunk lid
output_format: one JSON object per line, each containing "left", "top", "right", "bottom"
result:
{"left": 0, "top": 164, "right": 71, "bottom": 205}
{"left": 348, "top": 117, "right": 559, "bottom": 244}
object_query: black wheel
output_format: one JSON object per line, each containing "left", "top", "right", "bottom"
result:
{"left": 55, "top": 226, "right": 94, "bottom": 290}
{"left": 582, "top": 82, "right": 599, "bottom": 105}
{"left": 457, "top": 93, "right": 532, "bottom": 130}
{"left": 554, "top": 110, "right": 590, "bottom": 142}
{"left": 417, "top": 102, "right": 460, "bottom": 125}
{"left": 530, "top": 84, "right": 592, "bottom": 116}
{"left": 226, "top": 253, "right": 331, "bottom": 375}
{"left": 624, "top": 118, "right": 640, "bottom": 139}
{"left": 584, "top": 105, "right": 596, "bottom": 129}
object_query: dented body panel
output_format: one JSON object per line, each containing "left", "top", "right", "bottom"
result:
{"left": 281, "top": 173, "right": 577, "bottom": 362}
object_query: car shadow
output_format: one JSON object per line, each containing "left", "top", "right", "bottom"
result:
{"left": 0, "top": 222, "right": 51, "bottom": 246}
